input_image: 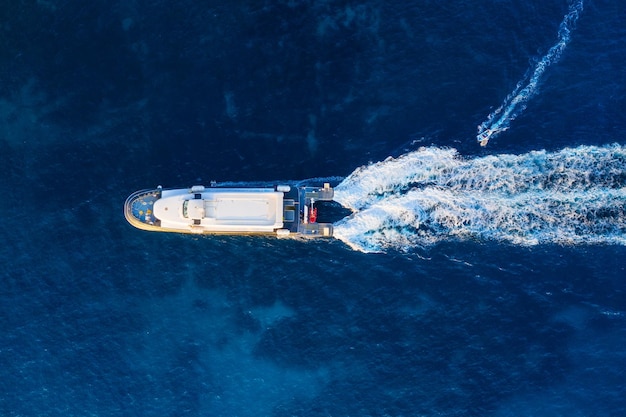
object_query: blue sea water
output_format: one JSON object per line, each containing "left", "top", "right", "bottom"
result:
{"left": 1, "top": 0, "right": 625, "bottom": 416}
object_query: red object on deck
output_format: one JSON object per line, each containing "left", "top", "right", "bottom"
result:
{"left": 309, "top": 207, "right": 318, "bottom": 223}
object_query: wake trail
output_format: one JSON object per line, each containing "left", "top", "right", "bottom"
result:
{"left": 477, "top": 0, "right": 584, "bottom": 146}
{"left": 332, "top": 145, "right": 626, "bottom": 253}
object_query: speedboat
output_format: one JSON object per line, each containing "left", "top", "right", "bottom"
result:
{"left": 477, "top": 128, "right": 495, "bottom": 147}
{"left": 477, "top": 126, "right": 508, "bottom": 147}
{"left": 124, "top": 183, "right": 335, "bottom": 237}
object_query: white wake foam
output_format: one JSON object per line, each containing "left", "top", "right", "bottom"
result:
{"left": 332, "top": 145, "right": 626, "bottom": 252}
{"left": 477, "top": 0, "right": 584, "bottom": 146}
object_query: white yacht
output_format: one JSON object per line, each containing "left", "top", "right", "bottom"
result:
{"left": 124, "top": 183, "right": 335, "bottom": 237}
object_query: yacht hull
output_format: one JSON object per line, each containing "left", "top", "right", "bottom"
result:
{"left": 124, "top": 184, "right": 335, "bottom": 238}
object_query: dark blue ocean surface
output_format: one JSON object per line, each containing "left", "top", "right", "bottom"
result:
{"left": 1, "top": 1, "right": 625, "bottom": 416}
